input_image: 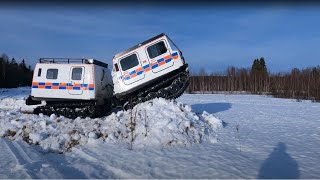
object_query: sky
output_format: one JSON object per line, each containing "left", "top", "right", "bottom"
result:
{"left": 1, "top": 4, "right": 320, "bottom": 73}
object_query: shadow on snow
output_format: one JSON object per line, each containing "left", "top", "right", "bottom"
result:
{"left": 258, "top": 142, "right": 300, "bottom": 179}
{"left": 191, "top": 103, "right": 232, "bottom": 114}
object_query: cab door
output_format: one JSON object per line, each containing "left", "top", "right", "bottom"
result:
{"left": 145, "top": 39, "right": 173, "bottom": 73}
{"left": 119, "top": 52, "right": 145, "bottom": 85}
{"left": 68, "top": 66, "right": 85, "bottom": 95}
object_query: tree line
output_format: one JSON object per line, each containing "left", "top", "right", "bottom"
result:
{"left": 188, "top": 57, "right": 320, "bottom": 102}
{"left": 0, "top": 53, "right": 33, "bottom": 88}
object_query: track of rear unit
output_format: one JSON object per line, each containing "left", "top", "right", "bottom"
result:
{"left": 32, "top": 65, "right": 189, "bottom": 119}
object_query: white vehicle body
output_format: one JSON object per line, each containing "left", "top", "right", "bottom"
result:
{"left": 111, "top": 33, "right": 186, "bottom": 97}
{"left": 31, "top": 59, "right": 113, "bottom": 105}
{"left": 26, "top": 33, "right": 189, "bottom": 118}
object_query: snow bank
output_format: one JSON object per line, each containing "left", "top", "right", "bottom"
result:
{"left": 0, "top": 87, "right": 35, "bottom": 112}
{"left": 0, "top": 98, "right": 223, "bottom": 153}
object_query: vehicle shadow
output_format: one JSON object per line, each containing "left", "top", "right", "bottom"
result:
{"left": 191, "top": 103, "right": 232, "bottom": 114}
{"left": 258, "top": 142, "right": 300, "bottom": 179}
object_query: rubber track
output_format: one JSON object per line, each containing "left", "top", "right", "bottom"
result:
{"left": 123, "top": 69, "right": 190, "bottom": 110}
{"left": 33, "top": 101, "right": 107, "bottom": 119}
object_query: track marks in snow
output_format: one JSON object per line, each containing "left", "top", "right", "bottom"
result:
{"left": 0, "top": 139, "right": 88, "bottom": 178}
{"left": 0, "top": 139, "right": 30, "bottom": 178}
{"left": 73, "top": 147, "right": 144, "bottom": 179}
{"left": 1, "top": 139, "right": 64, "bottom": 178}
{"left": 72, "top": 144, "right": 261, "bottom": 179}
{"left": 1, "top": 139, "right": 33, "bottom": 178}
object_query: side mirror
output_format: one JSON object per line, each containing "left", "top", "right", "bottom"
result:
{"left": 101, "top": 69, "right": 105, "bottom": 81}
{"left": 179, "top": 51, "right": 185, "bottom": 64}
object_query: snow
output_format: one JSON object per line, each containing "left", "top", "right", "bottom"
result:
{"left": 0, "top": 87, "right": 36, "bottom": 113}
{"left": 1, "top": 87, "right": 320, "bottom": 178}
{"left": 1, "top": 90, "right": 223, "bottom": 152}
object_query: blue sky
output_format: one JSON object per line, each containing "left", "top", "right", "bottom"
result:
{"left": 1, "top": 5, "right": 320, "bottom": 73}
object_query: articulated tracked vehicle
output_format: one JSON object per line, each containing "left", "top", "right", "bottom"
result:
{"left": 26, "top": 33, "right": 189, "bottom": 118}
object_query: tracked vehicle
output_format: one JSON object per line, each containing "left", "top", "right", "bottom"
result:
{"left": 26, "top": 58, "right": 114, "bottom": 118}
{"left": 26, "top": 33, "right": 189, "bottom": 118}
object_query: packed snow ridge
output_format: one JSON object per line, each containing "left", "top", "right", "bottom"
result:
{"left": 0, "top": 97, "right": 223, "bottom": 153}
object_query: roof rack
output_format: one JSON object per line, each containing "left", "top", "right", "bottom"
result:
{"left": 38, "top": 58, "right": 108, "bottom": 68}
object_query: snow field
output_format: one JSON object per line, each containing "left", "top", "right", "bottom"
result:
{"left": 1, "top": 87, "right": 320, "bottom": 178}
{"left": 181, "top": 94, "right": 320, "bottom": 178}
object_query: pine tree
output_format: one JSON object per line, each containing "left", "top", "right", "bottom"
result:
{"left": 259, "top": 57, "right": 268, "bottom": 76}
{"left": 11, "top": 57, "right": 17, "bottom": 65}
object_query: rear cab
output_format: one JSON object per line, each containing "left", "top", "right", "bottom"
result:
{"left": 111, "top": 33, "right": 187, "bottom": 97}
{"left": 28, "top": 58, "right": 112, "bottom": 105}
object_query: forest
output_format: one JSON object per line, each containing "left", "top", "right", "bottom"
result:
{"left": 0, "top": 53, "right": 33, "bottom": 88}
{"left": 188, "top": 57, "right": 320, "bottom": 102}
{"left": 0, "top": 53, "right": 319, "bottom": 102}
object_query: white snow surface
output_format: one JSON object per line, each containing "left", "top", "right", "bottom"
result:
{"left": 1, "top": 87, "right": 320, "bottom": 178}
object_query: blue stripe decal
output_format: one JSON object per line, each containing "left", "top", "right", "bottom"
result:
{"left": 31, "top": 84, "right": 94, "bottom": 90}
{"left": 122, "top": 52, "right": 179, "bottom": 81}
{"left": 38, "top": 82, "right": 45, "bottom": 86}
{"left": 165, "top": 58, "right": 172, "bottom": 63}
{"left": 152, "top": 64, "right": 158, "bottom": 69}
{"left": 89, "top": 88, "right": 94, "bottom": 91}
{"left": 157, "top": 58, "right": 164, "bottom": 63}
{"left": 172, "top": 52, "right": 178, "bottom": 56}
{"left": 143, "top": 64, "right": 150, "bottom": 69}
{"left": 129, "top": 70, "right": 136, "bottom": 75}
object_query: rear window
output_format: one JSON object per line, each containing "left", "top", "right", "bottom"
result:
{"left": 46, "top": 69, "right": 58, "bottom": 79}
{"left": 38, "top": 68, "right": 42, "bottom": 77}
{"left": 120, "top": 54, "right": 139, "bottom": 71}
{"left": 72, "top": 68, "right": 83, "bottom": 80}
{"left": 147, "top": 41, "right": 167, "bottom": 59}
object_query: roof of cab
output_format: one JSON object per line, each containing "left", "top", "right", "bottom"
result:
{"left": 38, "top": 58, "right": 108, "bottom": 68}
{"left": 113, "top": 33, "right": 166, "bottom": 59}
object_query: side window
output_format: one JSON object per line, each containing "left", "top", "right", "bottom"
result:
{"left": 46, "top": 69, "right": 58, "bottom": 79}
{"left": 120, "top": 54, "right": 139, "bottom": 71}
{"left": 114, "top": 63, "right": 119, "bottom": 72}
{"left": 147, "top": 41, "right": 167, "bottom": 59}
{"left": 38, "top": 68, "right": 42, "bottom": 77}
{"left": 72, "top": 68, "right": 83, "bottom": 80}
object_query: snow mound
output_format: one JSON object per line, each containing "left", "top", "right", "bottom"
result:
{"left": 0, "top": 87, "right": 36, "bottom": 113}
{"left": 1, "top": 98, "right": 223, "bottom": 153}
